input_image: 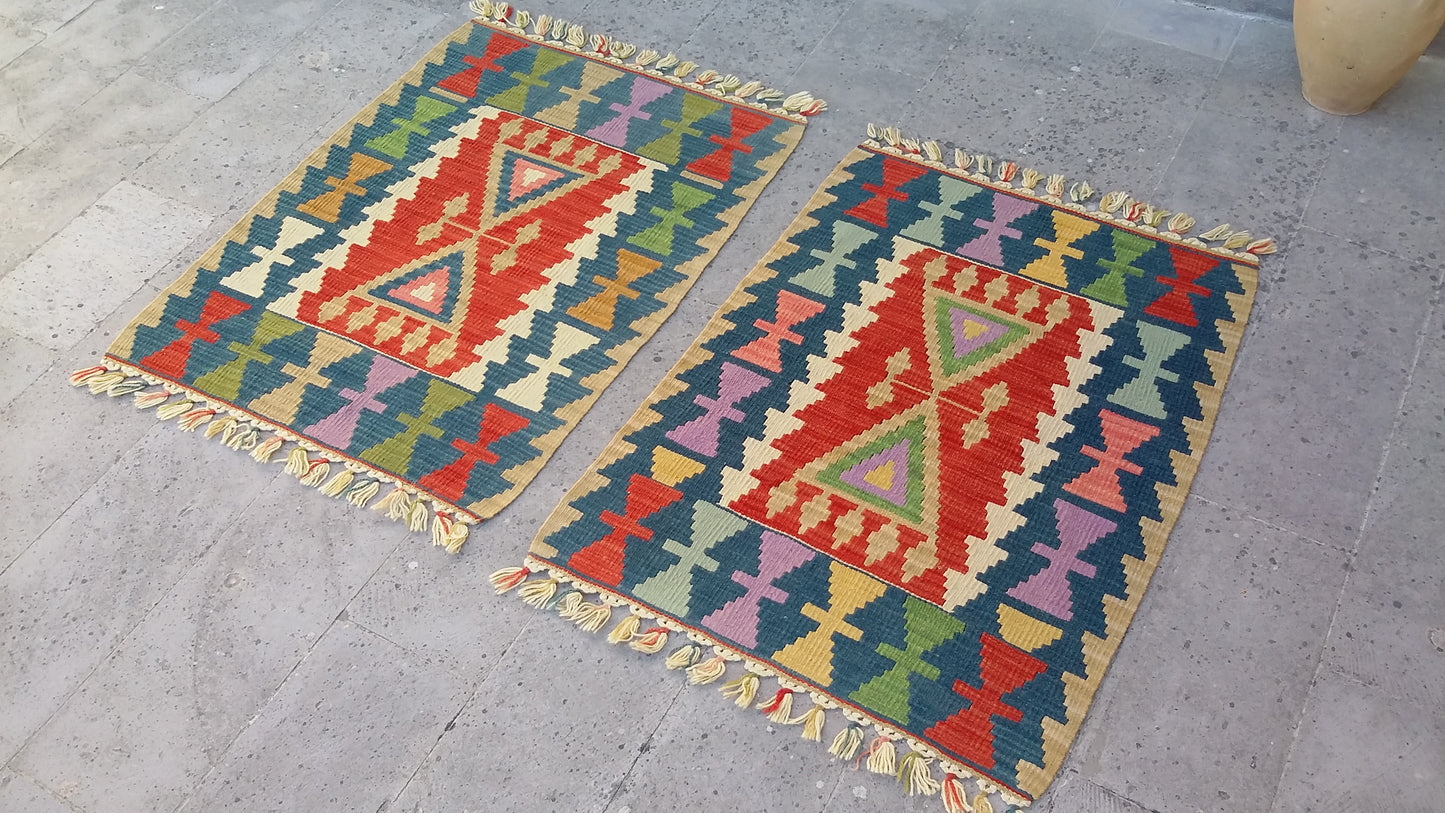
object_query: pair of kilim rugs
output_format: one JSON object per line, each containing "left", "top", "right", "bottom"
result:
{"left": 72, "top": 2, "right": 1271, "bottom": 808}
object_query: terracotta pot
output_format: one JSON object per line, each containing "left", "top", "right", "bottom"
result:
{"left": 1294, "top": 0, "right": 1445, "bottom": 115}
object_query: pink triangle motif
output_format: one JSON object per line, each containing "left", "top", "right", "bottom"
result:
{"left": 507, "top": 158, "right": 567, "bottom": 201}
{"left": 387, "top": 266, "right": 451, "bottom": 314}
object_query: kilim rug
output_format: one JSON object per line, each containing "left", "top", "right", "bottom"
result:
{"left": 70, "top": 1, "right": 822, "bottom": 552}
{"left": 496, "top": 125, "right": 1272, "bottom": 808}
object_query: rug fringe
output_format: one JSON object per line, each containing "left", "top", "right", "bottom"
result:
{"left": 468, "top": 0, "right": 826, "bottom": 119}
{"left": 862, "top": 123, "right": 1276, "bottom": 260}
{"left": 70, "top": 359, "right": 480, "bottom": 553}
{"left": 506, "top": 558, "right": 1035, "bottom": 811}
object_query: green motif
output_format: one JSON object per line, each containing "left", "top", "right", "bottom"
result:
{"left": 900, "top": 175, "right": 984, "bottom": 248}
{"left": 636, "top": 93, "right": 724, "bottom": 165}
{"left": 1108, "top": 321, "right": 1190, "bottom": 419}
{"left": 818, "top": 416, "right": 929, "bottom": 523}
{"left": 849, "top": 597, "right": 965, "bottom": 725}
{"left": 627, "top": 182, "right": 714, "bottom": 256}
{"left": 359, "top": 378, "right": 470, "bottom": 473}
{"left": 632, "top": 501, "right": 748, "bottom": 617}
{"left": 488, "top": 48, "right": 573, "bottom": 113}
{"left": 934, "top": 299, "right": 1029, "bottom": 378}
{"left": 365, "top": 95, "right": 457, "bottom": 159}
{"left": 1081, "top": 229, "right": 1154, "bottom": 306}
{"left": 192, "top": 311, "right": 304, "bottom": 402}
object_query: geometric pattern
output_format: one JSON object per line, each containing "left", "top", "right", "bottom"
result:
{"left": 522, "top": 139, "right": 1260, "bottom": 804}
{"left": 86, "top": 13, "right": 814, "bottom": 540}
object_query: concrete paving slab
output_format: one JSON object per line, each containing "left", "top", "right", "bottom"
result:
{"left": 571, "top": 0, "right": 719, "bottom": 58}
{"left": 0, "top": 71, "right": 208, "bottom": 277}
{"left": 1109, "top": 0, "right": 1243, "bottom": 61}
{"left": 0, "top": 41, "right": 117, "bottom": 165}
{"left": 0, "top": 181, "right": 213, "bottom": 350}
{"left": 3, "top": 1, "right": 97, "bottom": 35}
{"left": 1032, "top": 770, "right": 1154, "bottom": 813}
{"left": 0, "top": 769, "right": 74, "bottom": 813}
{"left": 604, "top": 682, "right": 843, "bottom": 813}
{"left": 387, "top": 610, "right": 683, "bottom": 812}
{"left": 1190, "top": 227, "right": 1438, "bottom": 549}
{"left": 11, "top": 478, "right": 408, "bottom": 813}
{"left": 0, "top": 425, "right": 281, "bottom": 762}
{"left": 175, "top": 621, "right": 470, "bottom": 813}
{"left": 808, "top": 0, "right": 978, "bottom": 81}
{"left": 1269, "top": 670, "right": 1445, "bottom": 811}
{"left": 1199, "top": 19, "right": 1337, "bottom": 133}
{"left": 1319, "top": 307, "right": 1445, "bottom": 710}
{"left": 1302, "top": 58, "right": 1445, "bottom": 266}
{"left": 1065, "top": 498, "right": 1349, "bottom": 812}
{"left": 679, "top": 0, "right": 853, "bottom": 82}
{"left": 130, "top": 0, "right": 447, "bottom": 215}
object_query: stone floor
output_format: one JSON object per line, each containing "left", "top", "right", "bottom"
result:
{"left": 1, "top": 0, "right": 1443, "bottom": 811}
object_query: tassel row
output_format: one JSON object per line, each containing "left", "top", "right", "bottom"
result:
{"left": 865, "top": 123, "right": 1276, "bottom": 257}
{"left": 468, "top": 0, "right": 824, "bottom": 117}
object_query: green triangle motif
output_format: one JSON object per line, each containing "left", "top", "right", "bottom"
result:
{"left": 817, "top": 415, "right": 929, "bottom": 523}
{"left": 933, "top": 297, "right": 1030, "bottom": 378}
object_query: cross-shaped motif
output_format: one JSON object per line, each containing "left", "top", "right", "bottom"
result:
{"left": 585, "top": 75, "right": 671, "bottom": 148}
{"left": 414, "top": 194, "right": 472, "bottom": 245}
{"left": 702, "top": 531, "right": 815, "bottom": 648}
{"left": 771, "top": 561, "right": 887, "bottom": 686}
{"left": 956, "top": 192, "right": 1040, "bottom": 267}
{"left": 249, "top": 332, "right": 360, "bottom": 425}
{"left": 792, "top": 220, "right": 876, "bottom": 297}
{"left": 1020, "top": 210, "right": 1102, "bottom": 288}
{"left": 1080, "top": 229, "right": 1154, "bottom": 307}
{"left": 1006, "top": 498, "right": 1117, "bottom": 621}
{"left": 304, "top": 355, "right": 415, "bottom": 449}
{"left": 359, "top": 378, "right": 470, "bottom": 475}
{"left": 567, "top": 474, "right": 684, "bottom": 586}
{"left": 220, "top": 218, "right": 325, "bottom": 298}
{"left": 845, "top": 158, "right": 926, "bottom": 228}
{"left": 297, "top": 154, "right": 392, "bottom": 224}
{"left": 850, "top": 596, "right": 966, "bottom": 724}
{"left": 1108, "top": 322, "right": 1190, "bottom": 419}
{"left": 627, "top": 181, "right": 715, "bottom": 256}
{"left": 533, "top": 61, "right": 622, "bottom": 131}
{"left": 731, "top": 289, "right": 826, "bottom": 373}
{"left": 487, "top": 47, "right": 573, "bottom": 113}
{"left": 637, "top": 93, "right": 723, "bottom": 165}
{"left": 496, "top": 322, "right": 600, "bottom": 412}
{"left": 567, "top": 248, "right": 660, "bottom": 331}
{"left": 140, "top": 291, "right": 251, "bottom": 380}
{"left": 685, "top": 106, "right": 772, "bottom": 183}
{"left": 1063, "top": 409, "right": 1162, "bottom": 512}
{"left": 191, "top": 310, "right": 305, "bottom": 402}
{"left": 365, "top": 95, "right": 457, "bottom": 159}
{"left": 1143, "top": 246, "right": 1215, "bottom": 327}
{"left": 900, "top": 175, "right": 983, "bottom": 248}
{"left": 435, "top": 35, "right": 531, "bottom": 98}
{"left": 632, "top": 501, "right": 749, "bottom": 617}
{"left": 924, "top": 633, "right": 1047, "bottom": 770}
{"left": 665, "top": 361, "right": 770, "bottom": 457}
{"left": 418, "top": 402, "right": 530, "bottom": 502}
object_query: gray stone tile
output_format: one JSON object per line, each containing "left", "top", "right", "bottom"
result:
{"left": 679, "top": 0, "right": 853, "bottom": 82}
{"left": 821, "top": 770, "right": 936, "bottom": 813}
{"left": 3, "top": 0, "right": 95, "bottom": 35}
{"left": 1066, "top": 498, "right": 1348, "bottom": 812}
{"left": 1302, "top": 57, "right": 1445, "bottom": 265}
{"left": 12, "top": 477, "right": 407, "bottom": 813}
{"left": 1190, "top": 227, "right": 1437, "bottom": 548}
{"left": 808, "top": 0, "right": 978, "bottom": 80}
{"left": 0, "top": 279, "right": 168, "bottom": 569}
{"left": 0, "top": 326, "right": 54, "bottom": 412}
{"left": 130, "top": 0, "right": 447, "bottom": 214}
{"left": 176, "top": 621, "right": 469, "bottom": 813}
{"left": 133, "top": 0, "right": 340, "bottom": 102}
{"left": 388, "top": 610, "right": 682, "bottom": 812}
{"left": 570, "top": 0, "right": 720, "bottom": 56}
{"left": 1207, "top": 0, "right": 1291, "bottom": 18}
{"left": 0, "top": 1, "right": 214, "bottom": 147}
{"left": 1024, "top": 29, "right": 1223, "bottom": 196}
{"left": 343, "top": 531, "right": 535, "bottom": 679}
{"left": 606, "top": 683, "right": 841, "bottom": 813}
{"left": 1319, "top": 309, "right": 1445, "bottom": 709}
{"left": 1155, "top": 108, "right": 1334, "bottom": 251}
{"left": 0, "top": 15, "right": 44, "bottom": 69}
{"left": 1109, "top": 0, "right": 1243, "bottom": 61}
{"left": 1032, "top": 770, "right": 1153, "bottom": 813}
{"left": 1269, "top": 670, "right": 1445, "bottom": 811}
{"left": 0, "top": 425, "right": 281, "bottom": 761}
{"left": 0, "top": 770, "right": 74, "bottom": 813}
{"left": 1201, "top": 19, "right": 1340, "bottom": 134}
{"left": 0, "top": 181, "right": 214, "bottom": 350}
{"left": 0, "top": 72, "right": 208, "bottom": 276}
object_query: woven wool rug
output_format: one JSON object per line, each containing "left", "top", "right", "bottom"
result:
{"left": 70, "top": 2, "right": 821, "bottom": 552}
{"left": 498, "top": 126, "right": 1270, "bottom": 808}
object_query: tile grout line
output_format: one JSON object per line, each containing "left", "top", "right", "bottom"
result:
{"left": 1261, "top": 292, "right": 1439, "bottom": 813}
{"left": 6, "top": 764, "right": 88, "bottom": 813}
{"left": 597, "top": 681, "right": 690, "bottom": 813}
